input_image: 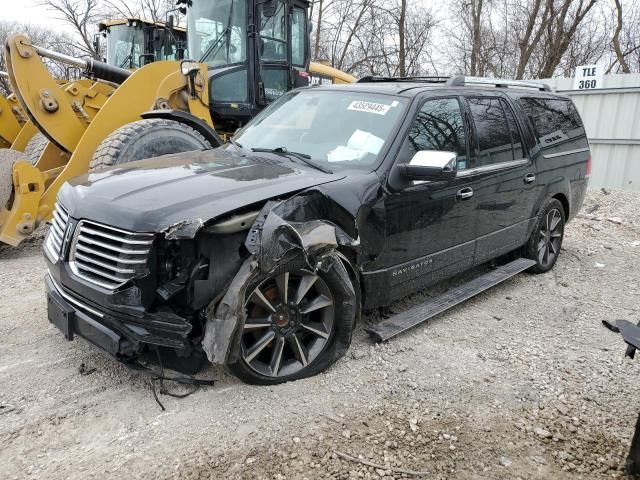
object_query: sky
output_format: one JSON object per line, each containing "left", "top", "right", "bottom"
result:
{"left": 0, "top": 0, "right": 76, "bottom": 32}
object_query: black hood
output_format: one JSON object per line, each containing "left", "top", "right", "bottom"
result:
{"left": 58, "top": 148, "right": 341, "bottom": 234}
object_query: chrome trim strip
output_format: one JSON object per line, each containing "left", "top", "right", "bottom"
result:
{"left": 69, "top": 262, "right": 122, "bottom": 290}
{"left": 79, "top": 226, "right": 154, "bottom": 245}
{"left": 74, "top": 243, "right": 148, "bottom": 264}
{"left": 76, "top": 235, "right": 150, "bottom": 255}
{"left": 79, "top": 219, "right": 154, "bottom": 238}
{"left": 71, "top": 261, "right": 128, "bottom": 283}
{"left": 457, "top": 158, "right": 529, "bottom": 177}
{"left": 543, "top": 147, "right": 590, "bottom": 159}
{"left": 73, "top": 252, "right": 136, "bottom": 274}
{"left": 48, "top": 273, "right": 104, "bottom": 318}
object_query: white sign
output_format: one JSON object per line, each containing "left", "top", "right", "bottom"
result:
{"left": 573, "top": 64, "right": 604, "bottom": 90}
{"left": 347, "top": 101, "right": 391, "bottom": 115}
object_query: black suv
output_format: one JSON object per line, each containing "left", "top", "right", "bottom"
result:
{"left": 44, "top": 76, "right": 590, "bottom": 384}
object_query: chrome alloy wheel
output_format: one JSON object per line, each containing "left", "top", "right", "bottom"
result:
{"left": 241, "top": 270, "right": 335, "bottom": 378}
{"left": 537, "top": 208, "right": 563, "bottom": 268}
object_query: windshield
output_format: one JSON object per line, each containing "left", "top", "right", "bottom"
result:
{"left": 105, "top": 25, "right": 145, "bottom": 68}
{"left": 187, "top": 0, "right": 247, "bottom": 67}
{"left": 234, "top": 90, "right": 409, "bottom": 170}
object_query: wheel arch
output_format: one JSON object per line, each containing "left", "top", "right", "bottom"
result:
{"left": 552, "top": 192, "right": 570, "bottom": 219}
{"left": 140, "top": 109, "right": 223, "bottom": 148}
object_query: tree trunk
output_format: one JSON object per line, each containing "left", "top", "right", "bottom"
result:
{"left": 470, "top": 0, "right": 484, "bottom": 76}
{"left": 313, "top": 0, "right": 324, "bottom": 60}
{"left": 399, "top": 0, "right": 407, "bottom": 76}
{"left": 612, "top": 0, "right": 631, "bottom": 73}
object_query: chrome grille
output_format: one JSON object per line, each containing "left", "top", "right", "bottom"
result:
{"left": 45, "top": 203, "right": 69, "bottom": 261}
{"left": 69, "top": 220, "right": 154, "bottom": 290}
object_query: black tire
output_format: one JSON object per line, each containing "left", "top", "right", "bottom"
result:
{"left": 228, "top": 259, "right": 356, "bottom": 385}
{"left": 525, "top": 198, "right": 565, "bottom": 274}
{"left": 23, "top": 133, "right": 49, "bottom": 164}
{"left": 89, "top": 119, "right": 212, "bottom": 171}
{"left": 0, "top": 149, "right": 29, "bottom": 208}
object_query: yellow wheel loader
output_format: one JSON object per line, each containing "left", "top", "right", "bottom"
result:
{"left": 0, "top": 0, "right": 355, "bottom": 247}
{"left": 0, "top": 17, "right": 187, "bottom": 154}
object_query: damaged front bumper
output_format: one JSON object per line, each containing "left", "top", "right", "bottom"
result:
{"left": 45, "top": 273, "right": 193, "bottom": 360}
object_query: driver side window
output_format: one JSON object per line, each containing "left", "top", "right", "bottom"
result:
{"left": 406, "top": 98, "right": 468, "bottom": 170}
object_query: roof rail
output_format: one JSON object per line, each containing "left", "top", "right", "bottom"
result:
{"left": 357, "top": 76, "right": 451, "bottom": 84}
{"left": 446, "top": 75, "right": 552, "bottom": 92}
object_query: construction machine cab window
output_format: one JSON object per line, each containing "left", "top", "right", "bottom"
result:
{"left": 188, "top": 0, "right": 247, "bottom": 66}
{"left": 107, "top": 25, "right": 145, "bottom": 68}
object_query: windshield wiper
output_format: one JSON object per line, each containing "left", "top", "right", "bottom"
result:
{"left": 228, "top": 138, "right": 243, "bottom": 149}
{"left": 251, "top": 147, "right": 333, "bottom": 174}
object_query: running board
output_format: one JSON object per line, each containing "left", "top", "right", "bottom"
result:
{"left": 365, "top": 258, "right": 536, "bottom": 342}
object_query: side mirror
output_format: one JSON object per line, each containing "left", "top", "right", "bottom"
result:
{"left": 396, "top": 150, "right": 457, "bottom": 181}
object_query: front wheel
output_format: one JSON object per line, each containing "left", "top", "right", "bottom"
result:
{"left": 228, "top": 260, "right": 356, "bottom": 385}
{"left": 525, "top": 198, "right": 565, "bottom": 273}
{"left": 89, "top": 119, "right": 214, "bottom": 171}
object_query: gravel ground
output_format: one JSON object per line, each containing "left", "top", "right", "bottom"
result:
{"left": 1, "top": 188, "right": 639, "bottom": 480}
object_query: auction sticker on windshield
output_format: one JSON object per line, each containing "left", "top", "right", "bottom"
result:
{"left": 347, "top": 101, "right": 391, "bottom": 115}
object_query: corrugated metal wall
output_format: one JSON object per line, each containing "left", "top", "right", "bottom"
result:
{"left": 540, "top": 73, "right": 640, "bottom": 191}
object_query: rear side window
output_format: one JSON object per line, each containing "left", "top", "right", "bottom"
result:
{"left": 467, "top": 97, "right": 517, "bottom": 166}
{"left": 519, "top": 98, "right": 586, "bottom": 148}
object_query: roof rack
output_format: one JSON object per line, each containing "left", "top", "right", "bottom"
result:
{"left": 445, "top": 75, "right": 552, "bottom": 92}
{"left": 357, "top": 76, "right": 451, "bottom": 84}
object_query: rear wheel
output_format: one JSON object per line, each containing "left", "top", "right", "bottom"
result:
{"left": 89, "top": 119, "right": 214, "bottom": 171}
{"left": 0, "top": 149, "right": 33, "bottom": 208}
{"left": 525, "top": 198, "right": 565, "bottom": 273}
{"left": 228, "top": 260, "right": 356, "bottom": 385}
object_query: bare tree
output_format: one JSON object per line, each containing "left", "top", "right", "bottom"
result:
{"left": 103, "top": 0, "right": 181, "bottom": 24}
{"left": 41, "top": 0, "right": 102, "bottom": 58}
{"left": 608, "top": 0, "right": 640, "bottom": 73}
{"left": 536, "top": 0, "right": 598, "bottom": 78}
{"left": 0, "top": 20, "right": 82, "bottom": 96}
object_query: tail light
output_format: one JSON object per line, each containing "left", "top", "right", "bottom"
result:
{"left": 585, "top": 154, "right": 592, "bottom": 178}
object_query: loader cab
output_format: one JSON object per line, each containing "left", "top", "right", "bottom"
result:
{"left": 98, "top": 19, "right": 187, "bottom": 69}
{"left": 184, "top": 0, "right": 311, "bottom": 132}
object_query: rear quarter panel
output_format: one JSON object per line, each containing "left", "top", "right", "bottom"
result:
{"left": 515, "top": 94, "right": 590, "bottom": 223}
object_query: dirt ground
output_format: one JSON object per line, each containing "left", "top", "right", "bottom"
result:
{"left": 1, "top": 188, "right": 639, "bottom": 480}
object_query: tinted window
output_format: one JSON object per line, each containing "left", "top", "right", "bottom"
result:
{"left": 468, "top": 97, "right": 514, "bottom": 166}
{"left": 519, "top": 98, "right": 586, "bottom": 148}
{"left": 501, "top": 99, "right": 524, "bottom": 159}
{"left": 407, "top": 98, "right": 468, "bottom": 169}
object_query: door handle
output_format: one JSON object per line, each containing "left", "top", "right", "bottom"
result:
{"left": 524, "top": 173, "right": 536, "bottom": 184}
{"left": 456, "top": 187, "right": 474, "bottom": 200}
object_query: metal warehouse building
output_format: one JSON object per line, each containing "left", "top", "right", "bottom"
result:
{"left": 541, "top": 73, "right": 640, "bottom": 192}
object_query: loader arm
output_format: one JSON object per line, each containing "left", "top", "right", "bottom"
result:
{"left": 5, "top": 35, "right": 115, "bottom": 154}
{"left": 0, "top": 60, "right": 211, "bottom": 246}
